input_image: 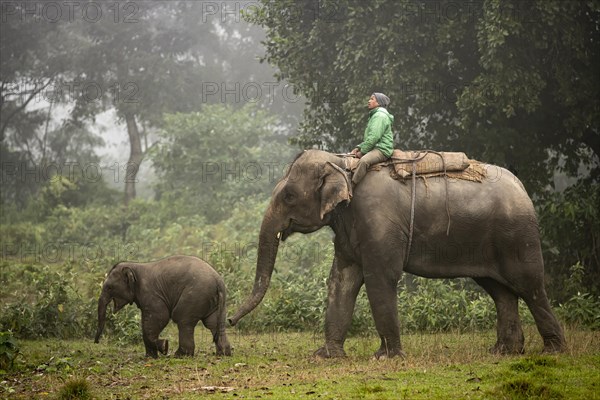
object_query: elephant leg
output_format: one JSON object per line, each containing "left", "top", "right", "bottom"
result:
{"left": 517, "top": 282, "right": 566, "bottom": 353}
{"left": 141, "top": 309, "right": 170, "bottom": 358}
{"left": 473, "top": 278, "right": 524, "bottom": 354}
{"left": 175, "top": 321, "right": 198, "bottom": 357}
{"left": 314, "top": 257, "right": 363, "bottom": 358}
{"left": 202, "top": 312, "right": 232, "bottom": 356}
{"left": 364, "top": 273, "right": 404, "bottom": 359}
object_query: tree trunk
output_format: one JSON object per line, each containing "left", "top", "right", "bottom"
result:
{"left": 124, "top": 113, "right": 143, "bottom": 206}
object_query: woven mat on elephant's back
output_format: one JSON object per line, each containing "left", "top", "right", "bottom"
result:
{"left": 339, "top": 152, "right": 488, "bottom": 182}
{"left": 388, "top": 160, "right": 487, "bottom": 183}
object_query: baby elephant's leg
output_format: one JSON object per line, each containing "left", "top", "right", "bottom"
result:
{"left": 142, "top": 310, "right": 169, "bottom": 358}
{"left": 175, "top": 321, "right": 197, "bottom": 357}
{"left": 203, "top": 312, "right": 231, "bottom": 356}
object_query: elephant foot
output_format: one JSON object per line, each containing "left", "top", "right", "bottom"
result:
{"left": 216, "top": 341, "right": 232, "bottom": 356}
{"left": 174, "top": 348, "right": 194, "bottom": 357}
{"left": 373, "top": 347, "right": 405, "bottom": 360}
{"left": 157, "top": 339, "right": 169, "bottom": 355}
{"left": 542, "top": 336, "right": 566, "bottom": 354}
{"left": 488, "top": 342, "right": 525, "bottom": 355}
{"left": 314, "top": 344, "right": 346, "bottom": 358}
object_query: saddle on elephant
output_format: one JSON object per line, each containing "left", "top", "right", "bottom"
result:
{"left": 340, "top": 149, "right": 487, "bottom": 183}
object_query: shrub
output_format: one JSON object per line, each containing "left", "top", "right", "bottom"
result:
{"left": 557, "top": 292, "right": 600, "bottom": 330}
{"left": 554, "top": 263, "right": 600, "bottom": 330}
{"left": 57, "top": 378, "right": 94, "bottom": 400}
{"left": 0, "top": 264, "right": 141, "bottom": 343}
{"left": 398, "top": 277, "right": 496, "bottom": 333}
{"left": 0, "top": 266, "right": 87, "bottom": 338}
{"left": 0, "top": 331, "right": 21, "bottom": 372}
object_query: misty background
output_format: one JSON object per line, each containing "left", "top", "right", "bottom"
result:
{"left": 1, "top": 1, "right": 599, "bottom": 338}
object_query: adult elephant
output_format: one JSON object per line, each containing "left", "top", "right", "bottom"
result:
{"left": 229, "top": 150, "right": 565, "bottom": 358}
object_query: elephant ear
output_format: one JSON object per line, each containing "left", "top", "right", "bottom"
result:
{"left": 319, "top": 161, "right": 352, "bottom": 220}
{"left": 123, "top": 266, "right": 137, "bottom": 294}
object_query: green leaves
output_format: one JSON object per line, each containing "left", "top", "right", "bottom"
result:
{"left": 151, "top": 104, "right": 295, "bottom": 223}
{"left": 0, "top": 331, "right": 21, "bottom": 372}
{"left": 538, "top": 182, "right": 600, "bottom": 301}
{"left": 251, "top": 0, "right": 599, "bottom": 194}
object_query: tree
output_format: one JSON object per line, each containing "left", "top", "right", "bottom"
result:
{"left": 0, "top": 5, "right": 100, "bottom": 209}
{"left": 151, "top": 104, "right": 295, "bottom": 223}
{"left": 1, "top": 2, "right": 304, "bottom": 207}
{"left": 247, "top": 0, "right": 599, "bottom": 193}
{"left": 60, "top": 1, "right": 224, "bottom": 205}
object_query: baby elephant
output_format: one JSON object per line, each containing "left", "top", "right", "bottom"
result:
{"left": 94, "top": 255, "right": 231, "bottom": 358}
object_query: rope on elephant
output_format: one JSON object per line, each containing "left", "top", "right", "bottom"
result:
{"left": 397, "top": 151, "right": 452, "bottom": 237}
{"left": 406, "top": 161, "right": 417, "bottom": 268}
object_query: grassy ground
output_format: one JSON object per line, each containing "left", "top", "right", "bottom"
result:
{"left": 2, "top": 326, "right": 599, "bottom": 399}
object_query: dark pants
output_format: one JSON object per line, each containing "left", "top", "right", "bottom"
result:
{"left": 352, "top": 149, "right": 388, "bottom": 185}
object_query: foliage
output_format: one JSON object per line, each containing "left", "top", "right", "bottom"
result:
{"left": 400, "top": 278, "right": 473, "bottom": 332}
{"left": 57, "top": 378, "right": 94, "bottom": 400}
{"left": 558, "top": 292, "right": 600, "bottom": 330}
{"left": 399, "top": 277, "right": 536, "bottom": 333}
{"left": 99, "top": 306, "right": 143, "bottom": 346}
{"left": 538, "top": 181, "right": 600, "bottom": 301}
{"left": 0, "top": 264, "right": 140, "bottom": 343}
{"left": 2, "top": 0, "right": 596, "bottom": 343}
{"left": 246, "top": 0, "right": 599, "bottom": 194}
{"left": 0, "top": 331, "right": 21, "bottom": 372}
{"left": 0, "top": 265, "right": 85, "bottom": 339}
{"left": 547, "top": 262, "right": 600, "bottom": 330}
{"left": 1, "top": 1, "right": 296, "bottom": 208}
{"left": 151, "top": 104, "right": 295, "bottom": 223}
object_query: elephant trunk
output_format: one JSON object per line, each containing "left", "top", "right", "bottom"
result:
{"left": 229, "top": 209, "right": 281, "bottom": 326}
{"left": 94, "top": 290, "right": 111, "bottom": 343}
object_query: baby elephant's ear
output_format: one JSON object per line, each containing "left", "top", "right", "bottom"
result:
{"left": 319, "top": 161, "right": 352, "bottom": 220}
{"left": 123, "top": 267, "right": 136, "bottom": 293}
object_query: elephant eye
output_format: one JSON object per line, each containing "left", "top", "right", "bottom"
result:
{"left": 283, "top": 190, "right": 296, "bottom": 204}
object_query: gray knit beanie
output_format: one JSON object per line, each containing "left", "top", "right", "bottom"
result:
{"left": 372, "top": 92, "right": 390, "bottom": 108}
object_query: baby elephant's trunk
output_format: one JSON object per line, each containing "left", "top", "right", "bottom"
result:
{"left": 94, "top": 291, "right": 111, "bottom": 343}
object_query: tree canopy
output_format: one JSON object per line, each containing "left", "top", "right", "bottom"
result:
{"left": 247, "top": 0, "right": 600, "bottom": 193}
{"left": 1, "top": 2, "right": 300, "bottom": 207}
{"left": 151, "top": 104, "right": 295, "bottom": 223}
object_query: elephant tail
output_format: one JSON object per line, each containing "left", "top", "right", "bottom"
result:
{"left": 215, "top": 279, "right": 232, "bottom": 356}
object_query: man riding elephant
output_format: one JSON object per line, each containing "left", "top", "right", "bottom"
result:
{"left": 350, "top": 92, "right": 395, "bottom": 186}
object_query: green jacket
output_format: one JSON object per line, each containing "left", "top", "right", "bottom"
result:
{"left": 357, "top": 107, "right": 394, "bottom": 157}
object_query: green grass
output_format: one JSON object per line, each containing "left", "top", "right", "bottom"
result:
{"left": 2, "top": 326, "right": 599, "bottom": 399}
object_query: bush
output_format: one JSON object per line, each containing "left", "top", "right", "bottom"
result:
{"left": 0, "top": 266, "right": 88, "bottom": 338}
{"left": 231, "top": 269, "right": 513, "bottom": 335}
{"left": 0, "top": 264, "right": 141, "bottom": 343}
{"left": 0, "top": 331, "right": 21, "bottom": 372}
{"left": 539, "top": 181, "right": 600, "bottom": 302}
{"left": 553, "top": 263, "right": 600, "bottom": 330}
{"left": 57, "top": 378, "right": 94, "bottom": 400}
{"left": 557, "top": 292, "right": 600, "bottom": 330}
